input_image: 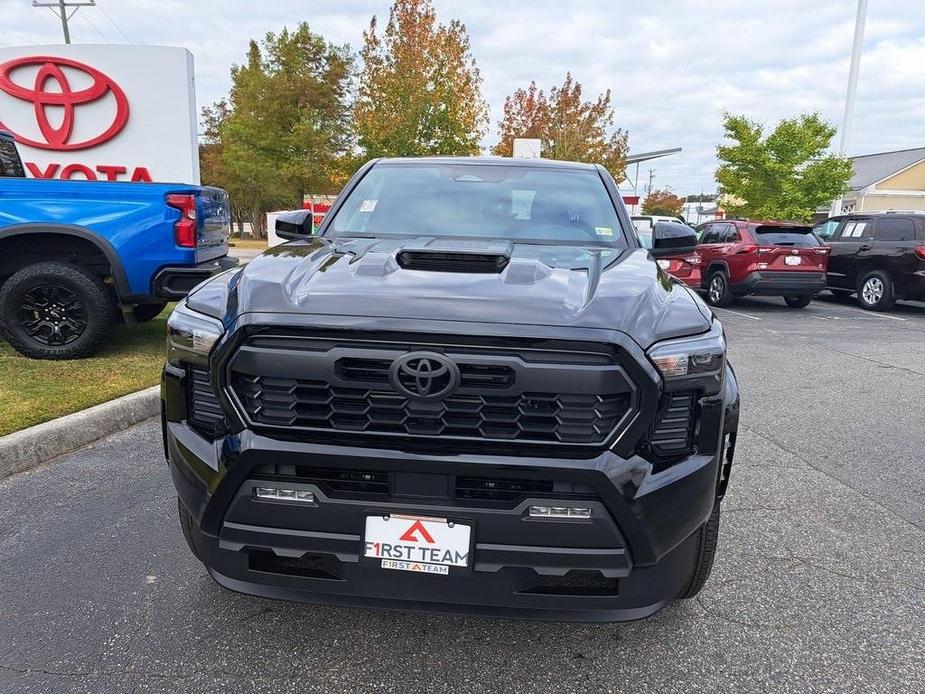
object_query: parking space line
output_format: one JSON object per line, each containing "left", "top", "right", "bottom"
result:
{"left": 813, "top": 302, "right": 908, "bottom": 321}
{"left": 713, "top": 307, "right": 762, "bottom": 321}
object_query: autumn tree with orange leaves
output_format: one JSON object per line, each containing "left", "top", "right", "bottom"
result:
{"left": 492, "top": 74, "right": 629, "bottom": 180}
{"left": 642, "top": 188, "right": 686, "bottom": 217}
{"left": 355, "top": 0, "right": 488, "bottom": 158}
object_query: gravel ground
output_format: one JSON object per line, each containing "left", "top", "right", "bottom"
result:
{"left": 1, "top": 294, "right": 923, "bottom": 694}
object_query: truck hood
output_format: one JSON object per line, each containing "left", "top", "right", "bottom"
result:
{"left": 190, "top": 237, "right": 712, "bottom": 348}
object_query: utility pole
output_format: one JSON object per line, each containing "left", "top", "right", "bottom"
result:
{"left": 32, "top": 0, "right": 96, "bottom": 44}
{"left": 646, "top": 169, "right": 655, "bottom": 196}
{"left": 831, "top": 0, "right": 868, "bottom": 216}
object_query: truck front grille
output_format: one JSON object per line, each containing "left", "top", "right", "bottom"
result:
{"left": 232, "top": 374, "right": 629, "bottom": 444}
{"left": 225, "top": 333, "right": 638, "bottom": 448}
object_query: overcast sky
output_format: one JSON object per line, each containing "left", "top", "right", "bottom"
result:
{"left": 1, "top": 0, "right": 922, "bottom": 194}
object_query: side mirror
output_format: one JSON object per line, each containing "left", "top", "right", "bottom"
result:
{"left": 275, "top": 209, "right": 313, "bottom": 239}
{"left": 650, "top": 221, "right": 697, "bottom": 257}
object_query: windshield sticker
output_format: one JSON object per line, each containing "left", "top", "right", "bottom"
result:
{"left": 360, "top": 199, "right": 378, "bottom": 213}
{"left": 595, "top": 227, "right": 613, "bottom": 237}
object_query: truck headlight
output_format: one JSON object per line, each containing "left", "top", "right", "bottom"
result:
{"left": 166, "top": 301, "right": 224, "bottom": 366}
{"left": 647, "top": 322, "right": 725, "bottom": 392}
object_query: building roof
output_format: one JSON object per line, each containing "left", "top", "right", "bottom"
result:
{"left": 849, "top": 147, "right": 925, "bottom": 191}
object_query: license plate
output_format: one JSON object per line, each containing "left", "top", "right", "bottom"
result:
{"left": 364, "top": 514, "right": 471, "bottom": 574}
{"left": 785, "top": 255, "right": 802, "bottom": 265}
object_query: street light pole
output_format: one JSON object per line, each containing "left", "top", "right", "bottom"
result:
{"left": 839, "top": 0, "right": 868, "bottom": 156}
{"left": 831, "top": 0, "right": 868, "bottom": 216}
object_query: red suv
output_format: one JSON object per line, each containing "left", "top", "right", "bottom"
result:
{"left": 695, "top": 220, "right": 829, "bottom": 308}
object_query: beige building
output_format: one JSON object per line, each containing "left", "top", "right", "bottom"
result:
{"left": 836, "top": 146, "right": 925, "bottom": 213}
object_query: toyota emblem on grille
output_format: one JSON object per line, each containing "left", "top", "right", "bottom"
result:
{"left": 389, "top": 352, "right": 460, "bottom": 399}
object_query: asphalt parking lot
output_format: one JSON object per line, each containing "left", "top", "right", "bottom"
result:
{"left": 1, "top": 294, "right": 923, "bottom": 694}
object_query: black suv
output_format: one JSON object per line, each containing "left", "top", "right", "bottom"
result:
{"left": 161, "top": 157, "right": 739, "bottom": 622}
{"left": 813, "top": 211, "right": 925, "bottom": 310}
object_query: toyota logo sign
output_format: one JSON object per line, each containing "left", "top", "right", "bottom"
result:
{"left": 389, "top": 352, "right": 461, "bottom": 400}
{"left": 0, "top": 56, "right": 129, "bottom": 151}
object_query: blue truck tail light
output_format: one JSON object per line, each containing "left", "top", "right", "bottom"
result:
{"left": 167, "top": 194, "right": 198, "bottom": 248}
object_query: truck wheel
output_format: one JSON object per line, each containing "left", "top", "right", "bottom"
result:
{"left": 783, "top": 295, "right": 813, "bottom": 308}
{"left": 706, "top": 271, "right": 734, "bottom": 307}
{"left": 0, "top": 261, "right": 116, "bottom": 360}
{"left": 677, "top": 503, "right": 720, "bottom": 599}
{"left": 177, "top": 496, "right": 202, "bottom": 562}
{"left": 857, "top": 271, "right": 895, "bottom": 311}
{"left": 132, "top": 302, "right": 168, "bottom": 322}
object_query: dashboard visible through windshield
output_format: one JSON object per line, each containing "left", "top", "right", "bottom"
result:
{"left": 328, "top": 162, "right": 628, "bottom": 246}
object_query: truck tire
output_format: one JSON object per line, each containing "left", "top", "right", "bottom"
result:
{"left": 677, "top": 503, "right": 720, "bottom": 599}
{"left": 132, "top": 302, "right": 168, "bottom": 322}
{"left": 857, "top": 271, "right": 895, "bottom": 311}
{"left": 0, "top": 261, "right": 116, "bottom": 359}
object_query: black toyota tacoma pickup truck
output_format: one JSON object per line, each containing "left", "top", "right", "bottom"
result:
{"left": 161, "top": 157, "right": 739, "bottom": 622}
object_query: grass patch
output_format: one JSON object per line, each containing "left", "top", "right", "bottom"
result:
{"left": 229, "top": 238, "right": 269, "bottom": 250}
{"left": 0, "top": 305, "right": 172, "bottom": 436}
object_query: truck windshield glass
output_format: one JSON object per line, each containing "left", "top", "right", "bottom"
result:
{"left": 328, "top": 163, "right": 626, "bottom": 246}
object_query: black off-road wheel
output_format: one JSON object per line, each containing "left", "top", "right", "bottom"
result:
{"left": 0, "top": 261, "right": 116, "bottom": 360}
{"left": 677, "top": 503, "right": 721, "bottom": 599}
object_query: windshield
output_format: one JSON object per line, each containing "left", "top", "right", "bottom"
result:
{"left": 328, "top": 163, "right": 627, "bottom": 246}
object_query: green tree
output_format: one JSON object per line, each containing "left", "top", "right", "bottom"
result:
{"left": 201, "top": 24, "right": 353, "bottom": 236}
{"left": 715, "top": 112, "right": 852, "bottom": 221}
{"left": 492, "top": 74, "right": 629, "bottom": 180}
{"left": 642, "top": 188, "right": 685, "bottom": 216}
{"left": 355, "top": 0, "right": 488, "bottom": 158}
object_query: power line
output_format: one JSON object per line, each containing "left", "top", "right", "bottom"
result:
{"left": 31, "top": 0, "right": 97, "bottom": 44}
{"left": 0, "top": 28, "right": 40, "bottom": 45}
{"left": 79, "top": 12, "right": 110, "bottom": 42}
{"left": 96, "top": 0, "right": 132, "bottom": 44}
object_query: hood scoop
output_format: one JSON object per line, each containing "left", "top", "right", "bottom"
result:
{"left": 396, "top": 250, "right": 510, "bottom": 274}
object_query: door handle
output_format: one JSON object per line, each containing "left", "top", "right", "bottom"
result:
{"left": 859, "top": 244, "right": 872, "bottom": 251}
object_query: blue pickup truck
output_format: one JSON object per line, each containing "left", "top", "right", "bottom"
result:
{"left": 0, "top": 131, "right": 236, "bottom": 359}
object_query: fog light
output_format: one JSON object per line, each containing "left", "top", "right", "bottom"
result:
{"left": 255, "top": 487, "right": 314, "bottom": 503}
{"left": 528, "top": 505, "right": 592, "bottom": 519}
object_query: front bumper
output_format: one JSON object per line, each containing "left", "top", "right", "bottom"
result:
{"left": 153, "top": 256, "right": 239, "bottom": 300}
{"left": 733, "top": 270, "right": 826, "bottom": 297}
{"left": 162, "top": 358, "right": 738, "bottom": 622}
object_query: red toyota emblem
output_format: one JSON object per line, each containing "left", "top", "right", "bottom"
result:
{"left": 0, "top": 55, "right": 129, "bottom": 151}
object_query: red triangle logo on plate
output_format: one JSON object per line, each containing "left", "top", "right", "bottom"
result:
{"left": 399, "top": 520, "right": 436, "bottom": 544}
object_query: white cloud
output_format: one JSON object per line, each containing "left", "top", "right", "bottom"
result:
{"left": 0, "top": 0, "right": 922, "bottom": 194}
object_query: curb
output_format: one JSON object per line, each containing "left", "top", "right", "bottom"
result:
{"left": 0, "top": 385, "right": 160, "bottom": 480}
